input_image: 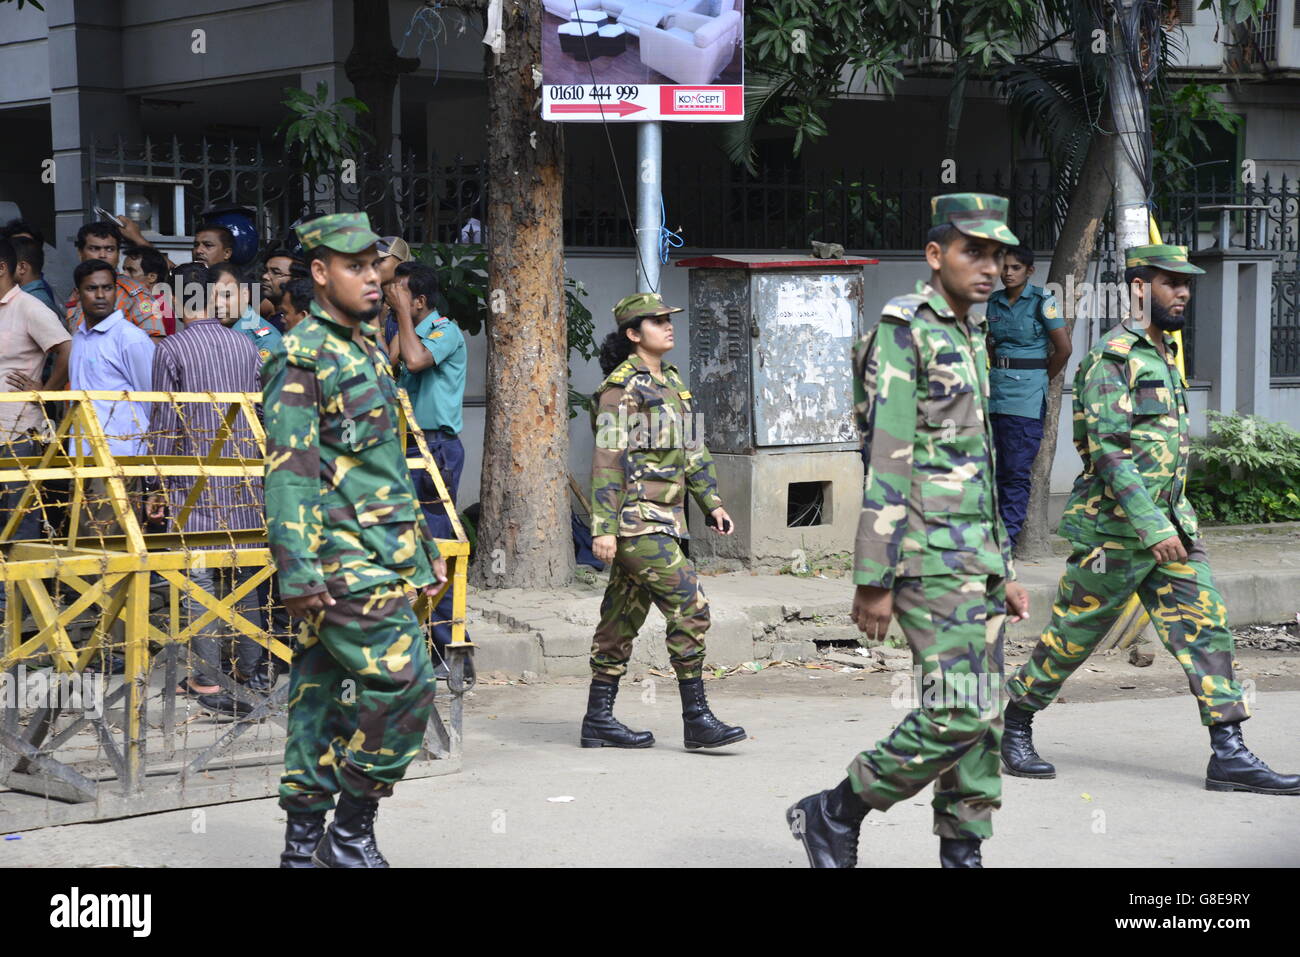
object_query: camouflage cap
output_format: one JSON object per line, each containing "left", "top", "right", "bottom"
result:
{"left": 613, "top": 291, "right": 682, "bottom": 327}
{"left": 294, "top": 212, "right": 382, "bottom": 254}
{"left": 930, "top": 193, "right": 1020, "bottom": 245}
{"left": 1125, "top": 243, "right": 1205, "bottom": 276}
{"left": 377, "top": 236, "right": 412, "bottom": 262}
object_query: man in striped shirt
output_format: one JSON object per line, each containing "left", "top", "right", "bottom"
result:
{"left": 147, "top": 263, "right": 269, "bottom": 712}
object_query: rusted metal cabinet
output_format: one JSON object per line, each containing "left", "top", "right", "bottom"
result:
{"left": 677, "top": 255, "right": 878, "bottom": 568}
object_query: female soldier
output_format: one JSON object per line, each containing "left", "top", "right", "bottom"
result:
{"left": 581, "top": 292, "right": 746, "bottom": 751}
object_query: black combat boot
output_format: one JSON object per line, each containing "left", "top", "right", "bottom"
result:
{"left": 312, "top": 794, "right": 388, "bottom": 868}
{"left": 786, "top": 778, "right": 869, "bottom": 868}
{"left": 579, "top": 679, "right": 654, "bottom": 749}
{"left": 1205, "top": 722, "right": 1300, "bottom": 795}
{"left": 678, "top": 676, "right": 746, "bottom": 750}
{"left": 1001, "top": 701, "right": 1056, "bottom": 778}
{"left": 279, "top": 811, "right": 326, "bottom": 868}
{"left": 939, "top": 837, "right": 983, "bottom": 868}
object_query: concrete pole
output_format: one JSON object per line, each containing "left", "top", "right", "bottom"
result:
{"left": 636, "top": 121, "right": 662, "bottom": 293}
{"left": 1110, "top": 0, "right": 1151, "bottom": 252}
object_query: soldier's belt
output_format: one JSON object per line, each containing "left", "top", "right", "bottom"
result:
{"left": 991, "top": 356, "right": 1048, "bottom": 370}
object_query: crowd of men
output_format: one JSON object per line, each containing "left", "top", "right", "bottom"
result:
{"left": 0, "top": 214, "right": 468, "bottom": 717}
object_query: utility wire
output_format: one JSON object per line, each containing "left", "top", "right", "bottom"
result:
{"left": 570, "top": 0, "right": 657, "bottom": 292}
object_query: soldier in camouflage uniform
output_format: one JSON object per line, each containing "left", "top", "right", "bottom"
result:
{"left": 788, "top": 194, "right": 1032, "bottom": 869}
{"left": 583, "top": 291, "right": 746, "bottom": 751}
{"left": 1002, "top": 244, "right": 1300, "bottom": 795}
{"left": 264, "top": 212, "right": 449, "bottom": 868}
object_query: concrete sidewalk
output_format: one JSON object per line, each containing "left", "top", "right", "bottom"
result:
{"left": 4, "top": 680, "right": 1297, "bottom": 867}
{"left": 469, "top": 525, "right": 1300, "bottom": 677}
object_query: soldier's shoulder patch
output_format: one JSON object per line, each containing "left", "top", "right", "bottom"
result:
{"left": 255, "top": 326, "right": 272, "bottom": 338}
{"left": 881, "top": 293, "right": 926, "bottom": 323}
{"left": 1100, "top": 328, "right": 1139, "bottom": 361}
{"left": 600, "top": 359, "right": 638, "bottom": 390}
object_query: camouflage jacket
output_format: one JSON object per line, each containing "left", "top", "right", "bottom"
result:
{"left": 852, "top": 281, "right": 1014, "bottom": 588}
{"left": 1059, "top": 322, "right": 1198, "bottom": 548}
{"left": 590, "top": 357, "right": 722, "bottom": 539}
{"left": 262, "top": 300, "right": 442, "bottom": 600}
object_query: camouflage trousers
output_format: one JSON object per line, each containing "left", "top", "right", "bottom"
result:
{"left": 848, "top": 575, "right": 1007, "bottom": 841}
{"left": 590, "top": 533, "right": 709, "bottom": 682}
{"left": 1007, "top": 540, "right": 1248, "bottom": 726}
{"left": 279, "top": 584, "right": 436, "bottom": 813}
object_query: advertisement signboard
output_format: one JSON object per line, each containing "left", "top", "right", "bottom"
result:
{"left": 540, "top": 1, "right": 744, "bottom": 122}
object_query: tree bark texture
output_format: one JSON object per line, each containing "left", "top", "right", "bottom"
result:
{"left": 474, "top": 0, "right": 573, "bottom": 589}
{"left": 1017, "top": 130, "right": 1116, "bottom": 561}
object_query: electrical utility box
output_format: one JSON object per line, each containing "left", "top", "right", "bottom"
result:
{"left": 677, "top": 255, "right": 878, "bottom": 569}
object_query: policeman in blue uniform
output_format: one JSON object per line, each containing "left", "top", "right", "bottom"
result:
{"left": 985, "top": 246, "right": 1071, "bottom": 548}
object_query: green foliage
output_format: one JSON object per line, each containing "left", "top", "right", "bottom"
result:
{"left": 409, "top": 243, "right": 595, "bottom": 417}
{"left": 1207, "top": 0, "right": 1271, "bottom": 25}
{"left": 565, "top": 278, "right": 596, "bottom": 419}
{"left": 731, "top": 0, "right": 1065, "bottom": 171}
{"left": 277, "top": 83, "right": 371, "bottom": 182}
{"left": 459, "top": 508, "right": 477, "bottom": 557}
{"left": 805, "top": 178, "right": 902, "bottom": 248}
{"left": 414, "top": 242, "right": 488, "bottom": 336}
{"left": 1151, "top": 83, "right": 1242, "bottom": 191}
{"left": 1187, "top": 412, "right": 1300, "bottom": 524}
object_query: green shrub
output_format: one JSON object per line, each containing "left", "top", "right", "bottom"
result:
{"left": 1187, "top": 412, "right": 1300, "bottom": 524}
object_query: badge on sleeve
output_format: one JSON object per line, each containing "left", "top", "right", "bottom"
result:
{"left": 1043, "top": 300, "right": 1060, "bottom": 320}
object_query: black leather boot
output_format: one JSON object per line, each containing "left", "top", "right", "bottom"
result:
{"left": 312, "top": 794, "right": 388, "bottom": 868}
{"left": 678, "top": 676, "right": 746, "bottom": 750}
{"left": 279, "top": 811, "right": 325, "bottom": 868}
{"left": 1205, "top": 722, "right": 1300, "bottom": 795}
{"left": 939, "top": 837, "right": 983, "bottom": 868}
{"left": 580, "top": 679, "right": 654, "bottom": 748}
{"left": 786, "top": 778, "right": 868, "bottom": 869}
{"left": 1001, "top": 701, "right": 1056, "bottom": 778}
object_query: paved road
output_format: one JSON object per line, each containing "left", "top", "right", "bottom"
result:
{"left": 4, "top": 678, "right": 1297, "bottom": 868}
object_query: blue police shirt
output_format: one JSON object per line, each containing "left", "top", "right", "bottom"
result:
{"left": 985, "top": 283, "right": 1064, "bottom": 419}
{"left": 397, "top": 310, "right": 466, "bottom": 436}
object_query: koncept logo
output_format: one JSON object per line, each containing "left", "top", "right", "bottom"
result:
{"left": 672, "top": 89, "right": 727, "bottom": 112}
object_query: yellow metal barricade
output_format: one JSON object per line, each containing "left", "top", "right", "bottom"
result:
{"left": 0, "top": 389, "right": 468, "bottom": 831}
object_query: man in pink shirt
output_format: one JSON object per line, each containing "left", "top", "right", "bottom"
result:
{"left": 0, "top": 236, "right": 71, "bottom": 617}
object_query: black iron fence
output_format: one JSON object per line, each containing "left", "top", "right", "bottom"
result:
{"left": 89, "top": 139, "right": 1299, "bottom": 376}
{"left": 567, "top": 162, "right": 1063, "bottom": 253}
{"left": 88, "top": 137, "right": 484, "bottom": 248}
{"left": 1155, "top": 173, "right": 1300, "bottom": 378}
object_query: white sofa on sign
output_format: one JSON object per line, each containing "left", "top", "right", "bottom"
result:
{"left": 639, "top": 8, "right": 741, "bottom": 85}
{"left": 544, "top": 0, "right": 735, "bottom": 39}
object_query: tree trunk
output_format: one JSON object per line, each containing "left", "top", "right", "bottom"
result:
{"left": 473, "top": 0, "right": 573, "bottom": 589}
{"left": 1017, "top": 130, "right": 1115, "bottom": 561}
